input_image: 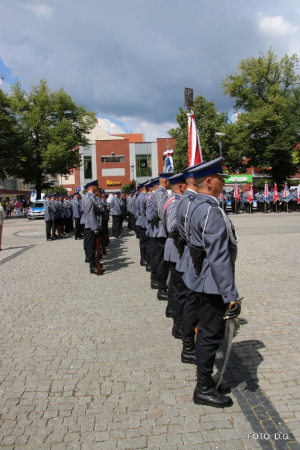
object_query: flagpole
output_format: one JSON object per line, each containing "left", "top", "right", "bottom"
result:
{"left": 184, "top": 87, "right": 194, "bottom": 167}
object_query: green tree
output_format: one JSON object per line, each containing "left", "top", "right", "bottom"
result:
{"left": 222, "top": 48, "right": 300, "bottom": 185}
{"left": 44, "top": 185, "right": 68, "bottom": 196}
{"left": 0, "top": 88, "right": 23, "bottom": 179}
{"left": 121, "top": 181, "right": 136, "bottom": 193}
{"left": 168, "top": 95, "right": 242, "bottom": 173}
{"left": 7, "top": 79, "right": 95, "bottom": 198}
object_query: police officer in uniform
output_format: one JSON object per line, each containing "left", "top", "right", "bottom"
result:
{"left": 183, "top": 157, "right": 241, "bottom": 408}
{"left": 82, "top": 180, "right": 104, "bottom": 274}
{"left": 152, "top": 172, "right": 174, "bottom": 300}
{"left": 110, "top": 192, "right": 123, "bottom": 238}
{"left": 44, "top": 193, "right": 55, "bottom": 240}
{"left": 176, "top": 163, "right": 205, "bottom": 364}
{"left": 135, "top": 182, "right": 148, "bottom": 266}
{"left": 163, "top": 173, "right": 187, "bottom": 338}
{"left": 72, "top": 192, "right": 83, "bottom": 239}
{"left": 145, "top": 178, "right": 160, "bottom": 289}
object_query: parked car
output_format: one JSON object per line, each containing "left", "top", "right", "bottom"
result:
{"left": 27, "top": 200, "right": 46, "bottom": 220}
{"left": 226, "top": 196, "right": 257, "bottom": 212}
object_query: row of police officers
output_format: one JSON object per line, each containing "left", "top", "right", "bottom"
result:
{"left": 128, "top": 157, "right": 241, "bottom": 408}
{"left": 44, "top": 184, "right": 110, "bottom": 275}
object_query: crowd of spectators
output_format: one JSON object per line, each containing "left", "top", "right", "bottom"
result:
{"left": 0, "top": 199, "right": 30, "bottom": 217}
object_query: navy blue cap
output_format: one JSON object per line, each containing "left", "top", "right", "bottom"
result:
{"left": 182, "top": 161, "right": 207, "bottom": 179}
{"left": 188, "top": 157, "right": 226, "bottom": 179}
{"left": 84, "top": 180, "right": 98, "bottom": 189}
{"left": 159, "top": 172, "right": 174, "bottom": 179}
{"left": 45, "top": 193, "right": 51, "bottom": 198}
{"left": 150, "top": 177, "right": 159, "bottom": 186}
{"left": 168, "top": 173, "right": 186, "bottom": 184}
{"left": 50, "top": 192, "right": 57, "bottom": 197}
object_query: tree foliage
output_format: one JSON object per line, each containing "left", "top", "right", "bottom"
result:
{"left": 168, "top": 95, "right": 244, "bottom": 173}
{"left": 222, "top": 48, "right": 300, "bottom": 184}
{"left": 5, "top": 79, "right": 95, "bottom": 197}
{"left": 121, "top": 181, "right": 136, "bottom": 193}
{"left": 44, "top": 185, "right": 68, "bottom": 196}
{"left": 0, "top": 88, "right": 23, "bottom": 179}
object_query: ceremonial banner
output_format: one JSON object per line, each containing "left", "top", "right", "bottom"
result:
{"left": 248, "top": 184, "right": 254, "bottom": 203}
{"left": 263, "top": 183, "right": 269, "bottom": 203}
{"left": 283, "top": 183, "right": 292, "bottom": 202}
{"left": 164, "top": 150, "right": 174, "bottom": 173}
{"left": 233, "top": 184, "right": 240, "bottom": 201}
{"left": 187, "top": 110, "right": 202, "bottom": 166}
{"left": 273, "top": 183, "right": 279, "bottom": 203}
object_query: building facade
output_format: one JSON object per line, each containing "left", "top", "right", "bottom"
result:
{"left": 60, "top": 122, "right": 175, "bottom": 193}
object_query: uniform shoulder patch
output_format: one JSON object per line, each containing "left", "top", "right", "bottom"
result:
{"left": 188, "top": 195, "right": 195, "bottom": 201}
{"left": 175, "top": 194, "right": 181, "bottom": 200}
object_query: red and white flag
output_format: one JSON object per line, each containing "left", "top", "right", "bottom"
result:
{"left": 297, "top": 186, "right": 300, "bottom": 204}
{"left": 233, "top": 184, "right": 240, "bottom": 201}
{"left": 248, "top": 184, "right": 254, "bottom": 203}
{"left": 273, "top": 183, "right": 279, "bottom": 203}
{"left": 187, "top": 110, "right": 202, "bottom": 166}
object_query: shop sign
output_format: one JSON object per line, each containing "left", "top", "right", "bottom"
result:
{"left": 106, "top": 180, "right": 122, "bottom": 186}
{"left": 224, "top": 174, "right": 253, "bottom": 184}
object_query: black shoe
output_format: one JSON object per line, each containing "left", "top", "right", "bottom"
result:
{"left": 181, "top": 335, "right": 196, "bottom": 364}
{"left": 157, "top": 289, "right": 168, "bottom": 301}
{"left": 165, "top": 304, "right": 173, "bottom": 318}
{"left": 172, "top": 315, "right": 183, "bottom": 339}
{"left": 47, "top": 238, "right": 51, "bottom": 241}
{"left": 146, "top": 264, "right": 151, "bottom": 272}
{"left": 193, "top": 373, "right": 233, "bottom": 408}
{"left": 75, "top": 237, "right": 83, "bottom": 240}
{"left": 51, "top": 238, "right": 55, "bottom": 241}
{"left": 140, "top": 258, "right": 147, "bottom": 267}
{"left": 150, "top": 275, "right": 158, "bottom": 289}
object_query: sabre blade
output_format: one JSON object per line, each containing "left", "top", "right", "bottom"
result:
{"left": 216, "top": 320, "right": 235, "bottom": 390}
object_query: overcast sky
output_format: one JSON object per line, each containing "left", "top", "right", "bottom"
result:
{"left": 1, "top": 0, "right": 300, "bottom": 141}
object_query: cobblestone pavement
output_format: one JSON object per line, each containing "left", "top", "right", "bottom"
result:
{"left": 0, "top": 213, "right": 299, "bottom": 450}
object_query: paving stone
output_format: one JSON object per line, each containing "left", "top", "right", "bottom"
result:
{"left": 0, "top": 215, "right": 299, "bottom": 449}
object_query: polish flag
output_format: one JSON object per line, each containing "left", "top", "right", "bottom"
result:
{"left": 297, "top": 186, "right": 300, "bottom": 204}
{"left": 187, "top": 110, "right": 202, "bottom": 166}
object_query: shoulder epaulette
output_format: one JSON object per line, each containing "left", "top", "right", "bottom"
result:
{"left": 175, "top": 194, "right": 181, "bottom": 200}
{"left": 206, "top": 199, "right": 218, "bottom": 206}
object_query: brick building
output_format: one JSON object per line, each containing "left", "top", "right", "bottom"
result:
{"left": 60, "top": 121, "right": 176, "bottom": 193}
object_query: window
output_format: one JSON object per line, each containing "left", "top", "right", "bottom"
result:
{"left": 136, "top": 154, "right": 152, "bottom": 178}
{"left": 101, "top": 156, "right": 124, "bottom": 163}
{"left": 84, "top": 156, "right": 92, "bottom": 179}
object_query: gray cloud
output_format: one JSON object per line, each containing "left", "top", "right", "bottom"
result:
{"left": 1, "top": 0, "right": 299, "bottom": 139}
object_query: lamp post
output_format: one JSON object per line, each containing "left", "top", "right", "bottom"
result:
{"left": 215, "top": 132, "right": 226, "bottom": 158}
{"left": 215, "top": 132, "right": 226, "bottom": 210}
{"left": 131, "top": 164, "right": 134, "bottom": 181}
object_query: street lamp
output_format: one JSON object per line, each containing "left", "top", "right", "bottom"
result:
{"left": 215, "top": 132, "right": 226, "bottom": 158}
{"left": 215, "top": 132, "right": 226, "bottom": 210}
{"left": 131, "top": 164, "right": 134, "bottom": 181}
